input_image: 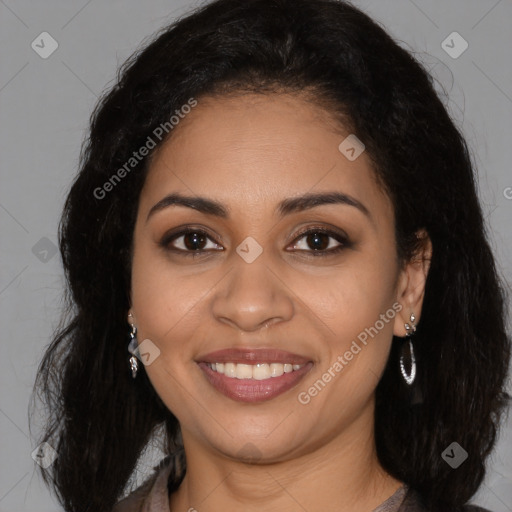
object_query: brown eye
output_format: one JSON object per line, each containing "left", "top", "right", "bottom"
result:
{"left": 181, "top": 231, "right": 207, "bottom": 251}
{"left": 160, "top": 228, "right": 223, "bottom": 256}
{"left": 289, "top": 227, "right": 351, "bottom": 256}
{"left": 304, "top": 232, "right": 331, "bottom": 251}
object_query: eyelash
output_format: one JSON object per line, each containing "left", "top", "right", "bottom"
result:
{"left": 159, "top": 226, "right": 351, "bottom": 259}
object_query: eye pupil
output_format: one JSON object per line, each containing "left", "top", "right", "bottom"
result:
{"left": 307, "top": 232, "right": 329, "bottom": 250}
{"left": 184, "top": 232, "right": 206, "bottom": 250}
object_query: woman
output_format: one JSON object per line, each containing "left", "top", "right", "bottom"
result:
{"left": 31, "top": 0, "right": 510, "bottom": 511}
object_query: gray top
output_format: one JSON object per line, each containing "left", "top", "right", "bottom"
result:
{"left": 112, "top": 457, "right": 492, "bottom": 512}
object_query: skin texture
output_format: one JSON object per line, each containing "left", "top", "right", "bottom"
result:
{"left": 128, "top": 93, "right": 432, "bottom": 512}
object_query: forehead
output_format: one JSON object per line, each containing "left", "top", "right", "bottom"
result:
{"left": 139, "top": 93, "right": 392, "bottom": 221}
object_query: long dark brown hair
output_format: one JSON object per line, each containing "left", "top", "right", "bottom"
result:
{"left": 30, "top": 1, "right": 510, "bottom": 511}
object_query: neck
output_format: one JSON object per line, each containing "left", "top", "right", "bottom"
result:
{"left": 169, "top": 402, "right": 402, "bottom": 512}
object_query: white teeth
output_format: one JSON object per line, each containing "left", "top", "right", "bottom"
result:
{"left": 270, "top": 363, "right": 284, "bottom": 377}
{"left": 207, "top": 362, "right": 305, "bottom": 379}
{"left": 224, "top": 362, "right": 237, "bottom": 378}
{"left": 236, "top": 364, "right": 253, "bottom": 379}
{"left": 253, "top": 363, "right": 271, "bottom": 380}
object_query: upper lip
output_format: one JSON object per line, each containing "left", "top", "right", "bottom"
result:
{"left": 197, "top": 348, "right": 311, "bottom": 365}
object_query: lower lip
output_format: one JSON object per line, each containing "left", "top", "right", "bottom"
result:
{"left": 198, "top": 362, "right": 313, "bottom": 403}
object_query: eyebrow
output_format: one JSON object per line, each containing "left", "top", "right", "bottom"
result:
{"left": 146, "top": 191, "right": 371, "bottom": 223}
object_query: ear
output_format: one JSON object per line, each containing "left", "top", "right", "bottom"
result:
{"left": 393, "top": 229, "right": 432, "bottom": 337}
{"left": 127, "top": 309, "right": 136, "bottom": 325}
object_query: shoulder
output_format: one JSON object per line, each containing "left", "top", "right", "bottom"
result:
{"left": 112, "top": 478, "right": 155, "bottom": 512}
{"left": 112, "top": 473, "right": 160, "bottom": 512}
{"left": 400, "top": 488, "right": 494, "bottom": 512}
{"left": 112, "top": 457, "right": 172, "bottom": 512}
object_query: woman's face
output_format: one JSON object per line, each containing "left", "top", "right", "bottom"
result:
{"left": 130, "top": 92, "right": 415, "bottom": 462}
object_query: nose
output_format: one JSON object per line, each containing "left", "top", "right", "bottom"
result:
{"left": 211, "top": 255, "right": 294, "bottom": 333}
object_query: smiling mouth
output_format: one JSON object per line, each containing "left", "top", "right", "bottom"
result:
{"left": 196, "top": 348, "right": 313, "bottom": 402}
{"left": 205, "top": 361, "right": 305, "bottom": 379}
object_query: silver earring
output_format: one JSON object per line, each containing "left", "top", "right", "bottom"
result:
{"left": 400, "top": 313, "right": 416, "bottom": 385}
{"left": 404, "top": 312, "right": 417, "bottom": 336}
{"left": 128, "top": 323, "right": 139, "bottom": 379}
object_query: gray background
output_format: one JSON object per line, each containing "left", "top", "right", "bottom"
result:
{"left": 0, "top": 0, "right": 511, "bottom": 510}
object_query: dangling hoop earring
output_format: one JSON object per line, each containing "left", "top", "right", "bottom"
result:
{"left": 127, "top": 323, "right": 139, "bottom": 379}
{"left": 400, "top": 312, "right": 417, "bottom": 385}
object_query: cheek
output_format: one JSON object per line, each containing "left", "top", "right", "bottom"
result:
{"left": 130, "top": 244, "right": 206, "bottom": 415}
{"left": 296, "top": 278, "right": 398, "bottom": 420}
{"left": 306, "top": 252, "right": 398, "bottom": 333}
{"left": 301, "top": 249, "right": 399, "bottom": 381}
{"left": 130, "top": 239, "right": 204, "bottom": 348}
